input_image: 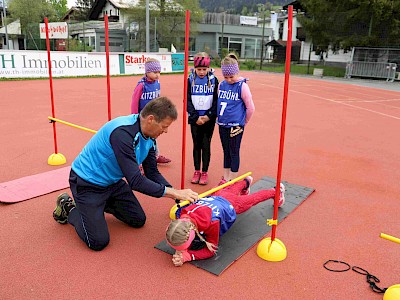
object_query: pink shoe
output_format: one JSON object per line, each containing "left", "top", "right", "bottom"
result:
{"left": 199, "top": 172, "right": 208, "bottom": 185}
{"left": 191, "top": 170, "right": 201, "bottom": 184}
{"left": 156, "top": 155, "right": 171, "bottom": 164}
{"left": 218, "top": 177, "right": 227, "bottom": 186}
{"left": 277, "top": 183, "right": 286, "bottom": 207}
{"left": 240, "top": 176, "right": 253, "bottom": 195}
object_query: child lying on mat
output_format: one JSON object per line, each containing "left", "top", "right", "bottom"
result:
{"left": 165, "top": 176, "right": 286, "bottom": 266}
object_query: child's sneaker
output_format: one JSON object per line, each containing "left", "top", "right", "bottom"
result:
{"left": 241, "top": 176, "right": 253, "bottom": 195}
{"left": 53, "top": 192, "right": 76, "bottom": 224}
{"left": 278, "top": 183, "right": 286, "bottom": 207}
{"left": 191, "top": 170, "right": 201, "bottom": 184}
{"left": 199, "top": 172, "right": 208, "bottom": 185}
{"left": 139, "top": 164, "right": 145, "bottom": 175}
{"left": 156, "top": 155, "right": 171, "bottom": 164}
{"left": 218, "top": 177, "right": 227, "bottom": 186}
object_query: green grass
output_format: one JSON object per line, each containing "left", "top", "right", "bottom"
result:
{"left": 260, "top": 63, "right": 346, "bottom": 77}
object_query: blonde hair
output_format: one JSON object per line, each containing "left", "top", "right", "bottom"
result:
{"left": 194, "top": 51, "right": 209, "bottom": 59}
{"left": 227, "top": 52, "right": 239, "bottom": 64}
{"left": 145, "top": 57, "right": 159, "bottom": 64}
{"left": 166, "top": 219, "right": 217, "bottom": 253}
{"left": 221, "top": 56, "right": 238, "bottom": 66}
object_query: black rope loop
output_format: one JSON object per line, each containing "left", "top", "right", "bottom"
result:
{"left": 323, "top": 260, "right": 351, "bottom": 272}
{"left": 324, "top": 260, "right": 388, "bottom": 294}
{"left": 352, "top": 266, "right": 369, "bottom": 275}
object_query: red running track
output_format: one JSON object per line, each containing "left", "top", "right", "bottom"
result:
{"left": 0, "top": 71, "right": 399, "bottom": 299}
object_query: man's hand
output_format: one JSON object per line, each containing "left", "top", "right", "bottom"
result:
{"left": 165, "top": 187, "right": 198, "bottom": 203}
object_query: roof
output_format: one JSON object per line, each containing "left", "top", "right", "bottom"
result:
{"left": 266, "top": 39, "right": 302, "bottom": 47}
{"left": 89, "top": 0, "right": 181, "bottom": 20}
{"left": 61, "top": 7, "right": 79, "bottom": 21}
{"left": 283, "top": 1, "right": 305, "bottom": 12}
{"left": 89, "top": 0, "right": 139, "bottom": 20}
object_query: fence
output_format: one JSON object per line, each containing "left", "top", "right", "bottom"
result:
{"left": 345, "top": 61, "right": 397, "bottom": 82}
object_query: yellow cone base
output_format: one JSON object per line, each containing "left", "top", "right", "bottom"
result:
{"left": 48, "top": 153, "right": 67, "bottom": 166}
{"left": 384, "top": 284, "right": 400, "bottom": 300}
{"left": 257, "top": 237, "right": 287, "bottom": 262}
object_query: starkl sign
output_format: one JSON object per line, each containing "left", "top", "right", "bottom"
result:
{"left": 39, "top": 22, "right": 68, "bottom": 39}
{"left": 123, "top": 54, "right": 172, "bottom": 74}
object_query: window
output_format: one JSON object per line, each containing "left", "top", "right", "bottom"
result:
{"left": 245, "top": 38, "right": 260, "bottom": 59}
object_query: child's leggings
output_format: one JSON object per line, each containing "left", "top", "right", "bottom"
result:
{"left": 219, "top": 126, "right": 243, "bottom": 172}
{"left": 213, "top": 180, "right": 275, "bottom": 214}
{"left": 190, "top": 120, "right": 215, "bottom": 172}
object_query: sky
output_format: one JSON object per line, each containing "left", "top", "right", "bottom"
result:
{"left": 67, "top": 0, "right": 76, "bottom": 8}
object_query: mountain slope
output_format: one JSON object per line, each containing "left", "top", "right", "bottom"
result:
{"left": 199, "top": 0, "right": 288, "bottom": 13}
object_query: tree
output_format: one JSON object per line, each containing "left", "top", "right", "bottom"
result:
{"left": 75, "top": 0, "right": 95, "bottom": 21}
{"left": 124, "top": 0, "right": 203, "bottom": 52}
{"left": 298, "top": 0, "right": 400, "bottom": 50}
{"left": 49, "top": 0, "right": 68, "bottom": 20}
{"left": 8, "top": 0, "right": 56, "bottom": 49}
{"left": 8, "top": 0, "right": 56, "bottom": 31}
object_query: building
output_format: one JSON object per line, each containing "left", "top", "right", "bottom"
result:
{"left": 66, "top": 0, "right": 272, "bottom": 59}
{"left": 192, "top": 13, "right": 272, "bottom": 60}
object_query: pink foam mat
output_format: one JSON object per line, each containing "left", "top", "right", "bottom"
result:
{"left": 0, "top": 166, "right": 70, "bottom": 203}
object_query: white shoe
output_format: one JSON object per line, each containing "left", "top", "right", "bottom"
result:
{"left": 241, "top": 176, "right": 253, "bottom": 195}
{"left": 278, "top": 183, "right": 285, "bottom": 207}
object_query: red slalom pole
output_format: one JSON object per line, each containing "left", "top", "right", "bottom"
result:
{"left": 104, "top": 14, "right": 112, "bottom": 121}
{"left": 180, "top": 10, "right": 190, "bottom": 189}
{"left": 271, "top": 5, "right": 293, "bottom": 242}
{"left": 45, "top": 18, "right": 58, "bottom": 154}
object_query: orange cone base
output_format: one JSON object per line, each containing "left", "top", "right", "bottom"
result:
{"left": 48, "top": 153, "right": 67, "bottom": 166}
{"left": 257, "top": 237, "right": 287, "bottom": 262}
{"left": 384, "top": 284, "right": 400, "bottom": 300}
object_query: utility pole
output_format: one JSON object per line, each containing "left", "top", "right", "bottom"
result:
{"left": 259, "top": 5, "right": 266, "bottom": 70}
{"left": 220, "top": 12, "right": 225, "bottom": 56}
{"left": 1, "top": 0, "right": 9, "bottom": 49}
{"left": 146, "top": 0, "right": 149, "bottom": 52}
{"left": 154, "top": 17, "right": 157, "bottom": 51}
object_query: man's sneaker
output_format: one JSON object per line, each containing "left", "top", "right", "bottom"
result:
{"left": 199, "top": 172, "right": 208, "bottom": 185}
{"left": 240, "top": 176, "right": 253, "bottom": 195}
{"left": 156, "top": 155, "right": 171, "bottom": 164}
{"left": 218, "top": 177, "right": 227, "bottom": 186}
{"left": 53, "top": 192, "right": 75, "bottom": 224}
{"left": 278, "top": 183, "right": 286, "bottom": 207}
{"left": 191, "top": 170, "right": 201, "bottom": 184}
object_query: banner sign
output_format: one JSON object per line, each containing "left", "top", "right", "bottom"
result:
{"left": 0, "top": 50, "right": 181, "bottom": 78}
{"left": 171, "top": 53, "right": 184, "bottom": 71}
{"left": 39, "top": 22, "right": 68, "bottom": 39}
{"left": 123, "top": 53, "right": 172, "bottom": 74}
{"left": 0, "top": 51, "right": 119, "bottom": 78}
{"left": 240, "top": 16, "right": 257, "bottom": 26}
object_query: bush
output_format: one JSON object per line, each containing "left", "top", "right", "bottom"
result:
{"left": 244, "top": 59, "right": 257, "bottom": 70}
{"left": 66, "top": 39, "right": 92, "bottom": 52}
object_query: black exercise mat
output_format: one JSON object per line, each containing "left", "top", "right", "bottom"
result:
{"left": 155, "top": 177, "right": 315, "bottom": 275}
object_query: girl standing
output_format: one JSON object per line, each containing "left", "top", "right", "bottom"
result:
{"left": 187, "top": 52, "right": 219, "bottom": 185}
{"left": 131, "top": 58, "right": 171, "bottom": 164}
{"left": 217, "top": 56, "right": 255, "bottom": 185}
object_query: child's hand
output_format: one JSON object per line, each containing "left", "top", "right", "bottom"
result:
{"left": 172, "top": 251, "right": 184, "bottom": 267}
{"left": 196, "top": 117, "right": 205, "bottom": 125}
{"left": 200, "top": 115, "right": 210, "bottom": 123}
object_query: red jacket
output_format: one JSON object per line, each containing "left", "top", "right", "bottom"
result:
{"left": 180, "top": 203, "right": 220, "bottom": 261}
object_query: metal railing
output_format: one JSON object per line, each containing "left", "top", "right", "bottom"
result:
{"left": 345, "top": 61, "right": 397, "bottom": 82}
